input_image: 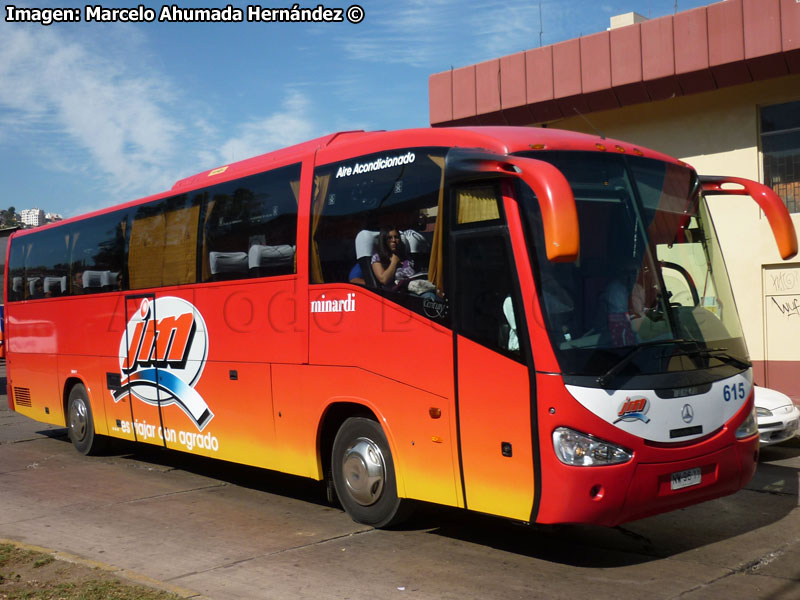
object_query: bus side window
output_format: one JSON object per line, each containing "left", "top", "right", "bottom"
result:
{"left": 310, "top": 148, "right": 447, "bottom": 323}
{"left": 450, "top": 184, "right": 523, "bottom": 357}
{"left": 7, "top": 242, "right": 25, "bottom": 302}
{"left": 20, "top": 228, "right": 70, "bottom": 300}
{"left": 453, "top": 232, "right": 522, "bottom": 359}
{"left": 69, "top": 211, "right": 127, "bottom": 294}
{"left": 201, "top": 163, "right": 301, "bottom": 282}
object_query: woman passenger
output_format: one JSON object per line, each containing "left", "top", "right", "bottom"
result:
{"left": 371, "top": 227, "right": 416, "bottom": 289}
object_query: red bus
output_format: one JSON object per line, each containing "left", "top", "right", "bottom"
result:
{"left": 0, "top": 226, "right": 20, "bottom": 358}
{"left": 5, "top": 127, "right": 797, "bottom": 527}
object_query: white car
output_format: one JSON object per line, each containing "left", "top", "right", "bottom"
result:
{"left": 754, "top": 386, "right": 800, "bottom": 447}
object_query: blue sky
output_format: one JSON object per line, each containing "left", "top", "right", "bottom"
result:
{"left": 0, "top": 0, "right": 714, "bottom": 218}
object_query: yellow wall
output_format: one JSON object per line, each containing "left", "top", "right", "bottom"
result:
{"left": 549, "top": 74, "right": 800, "bottom": 368}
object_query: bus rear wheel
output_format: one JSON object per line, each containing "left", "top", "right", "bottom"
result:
{"left": 67, "top": 384, "right": 106, "bottom": 455}
{"left": 331, "top": 417, "right": 406, "bottom": 528}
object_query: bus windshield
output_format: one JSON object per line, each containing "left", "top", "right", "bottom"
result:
{"left": 517, "top": 151, "right": 748, "bottom": 388}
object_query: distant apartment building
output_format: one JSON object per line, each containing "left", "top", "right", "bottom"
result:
{"left": 45, "top": 212, "right": 63, "bottom": 223}
{"left": 20, "top": 208, "right": 46, "bottom": 228}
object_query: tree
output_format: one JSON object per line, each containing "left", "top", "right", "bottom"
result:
{"left": 1, "top": 207, "right": 19, "bottom": 227}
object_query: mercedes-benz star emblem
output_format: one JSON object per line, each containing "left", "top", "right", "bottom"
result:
{"left": 681, "top": 404, "right": 694, "bottom": 424}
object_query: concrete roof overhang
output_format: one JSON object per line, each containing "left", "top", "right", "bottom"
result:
{"left": 428, "top": 0, "right": 800, "bottom": 127}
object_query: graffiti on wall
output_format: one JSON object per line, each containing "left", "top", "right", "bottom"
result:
{"left": 770, "top": 296, "right": 800, "bottom": 319}
{"left": 769, "top": 270, "right": 799, "bottom": 294}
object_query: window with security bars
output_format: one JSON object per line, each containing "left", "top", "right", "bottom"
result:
{"left": 761, "top": 100, "right": 800, "bottom": 213}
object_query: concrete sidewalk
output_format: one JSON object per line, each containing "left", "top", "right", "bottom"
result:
{"left": 2, "top": 365, "right": 800, "bottom": 599}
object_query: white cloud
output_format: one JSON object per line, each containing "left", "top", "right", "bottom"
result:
{"left": 469, "top": 3, "right": 544, "bottom": 58}
{"left": 341, "top": 0, "right": 601, "bottom": 69}
{"left": 0, "top": 25, "right": 182, "bottom": 199}
{"left": 0, "top": 23, "right": 322, "bottom": 216}
{"left": 219, "top": 91, "right": 317, "bottom": 164}
{"left": 341, "top": 0, "right": 466, "bottom": 68}
{"left": 340, "top": 1, "right": 547, "bottom": 68}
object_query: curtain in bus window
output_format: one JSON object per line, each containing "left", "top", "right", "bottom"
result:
{"left": 427, "top": 155, "right": 446, "bottom": 292}
{"left": 129, "top": 206, "right": 167, "bottom": 290}
{"left": 290, "top": 179, "right": 300, "bottom": 204}
{"left": 163, "top": 201, "right": 200, "bottom": 285}
{"left": 456, "top": 186, "right": 500, "bottom": 225}
{"left": 128, "top": 195, "right": 199, "bottom": 289}
{"left": 310, "top": 173, "right": 331, "bottom": 284}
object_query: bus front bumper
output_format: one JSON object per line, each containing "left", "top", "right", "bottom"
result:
{"left": 536, "top": 435, "right": 758, "bottom": 527}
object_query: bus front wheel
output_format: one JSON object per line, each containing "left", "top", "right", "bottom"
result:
{"left": 331, "top": 417, "right": 405, "bottom": 528}
{"left": 67, "top": 384, "right": 105, "bottom": 456}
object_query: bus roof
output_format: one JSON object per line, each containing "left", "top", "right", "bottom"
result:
{"left": 172, "top": 126, "right": 683, "bottom": 190}
{"left": 14, "top": 126, "right": 685, "bottom": 238}
{"left": 171, "top": 126, "right": 680, "bottom": 191}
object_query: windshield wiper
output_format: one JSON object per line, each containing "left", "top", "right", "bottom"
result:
{"left": 596, "top": 341, "right": 752, "bottom": 387}
{"left": 595, "top": 339, "right": 692, "bottom": 387}
{"left": 679, "top": 347, "right": 751, "bottom": 370}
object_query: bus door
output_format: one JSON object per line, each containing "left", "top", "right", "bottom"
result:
{"left": 121, "top": 290, "right": 207, "bottom": 448}
{"left": 121, "top": 293, "right": 164, "bottom": 446}
{"left": 450, "top": 186, "right": 536, "bottom": 522}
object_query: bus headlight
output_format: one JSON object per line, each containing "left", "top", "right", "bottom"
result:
{"left": 735, "top": 405, "right": 758, "bottom": 439}
{"left": 552, "top": 427, "right": 633, "bottom": 466}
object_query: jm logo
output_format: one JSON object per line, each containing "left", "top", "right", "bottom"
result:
{"left": 614, "top": 396, "right": 651, "bottom": 424}
{"left": 115, "top": 297, "right": 213, "bottom": 431}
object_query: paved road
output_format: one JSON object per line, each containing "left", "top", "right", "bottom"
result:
{"left": 1, "top": 365, "right": 799, "bottom": 599}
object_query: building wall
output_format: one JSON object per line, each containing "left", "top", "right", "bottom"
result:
{"left": 548, "top": 73, "right": 800, "bottom": 396}
{"left": 20, "top": 208, "right": 45, "bottom": 228}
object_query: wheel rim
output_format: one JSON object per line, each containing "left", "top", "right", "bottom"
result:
{"left": 341, "top": 437, "right": 385, "bottom": 506}
{"left": 69, "top": 397, "right": 88, "bottom": 442}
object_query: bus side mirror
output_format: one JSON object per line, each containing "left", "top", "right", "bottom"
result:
{"left": 444, "top": 149, "right": 579, "bottom": 262}
{"left": 699, "top": 175, "right": 798, "bottom": 260}
{"left": 506, "top": 157, "right": 579, "bottom": 262}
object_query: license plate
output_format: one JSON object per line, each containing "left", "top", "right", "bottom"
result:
{"left": 670, "top": 467, "right": 702, "bottom": 491}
